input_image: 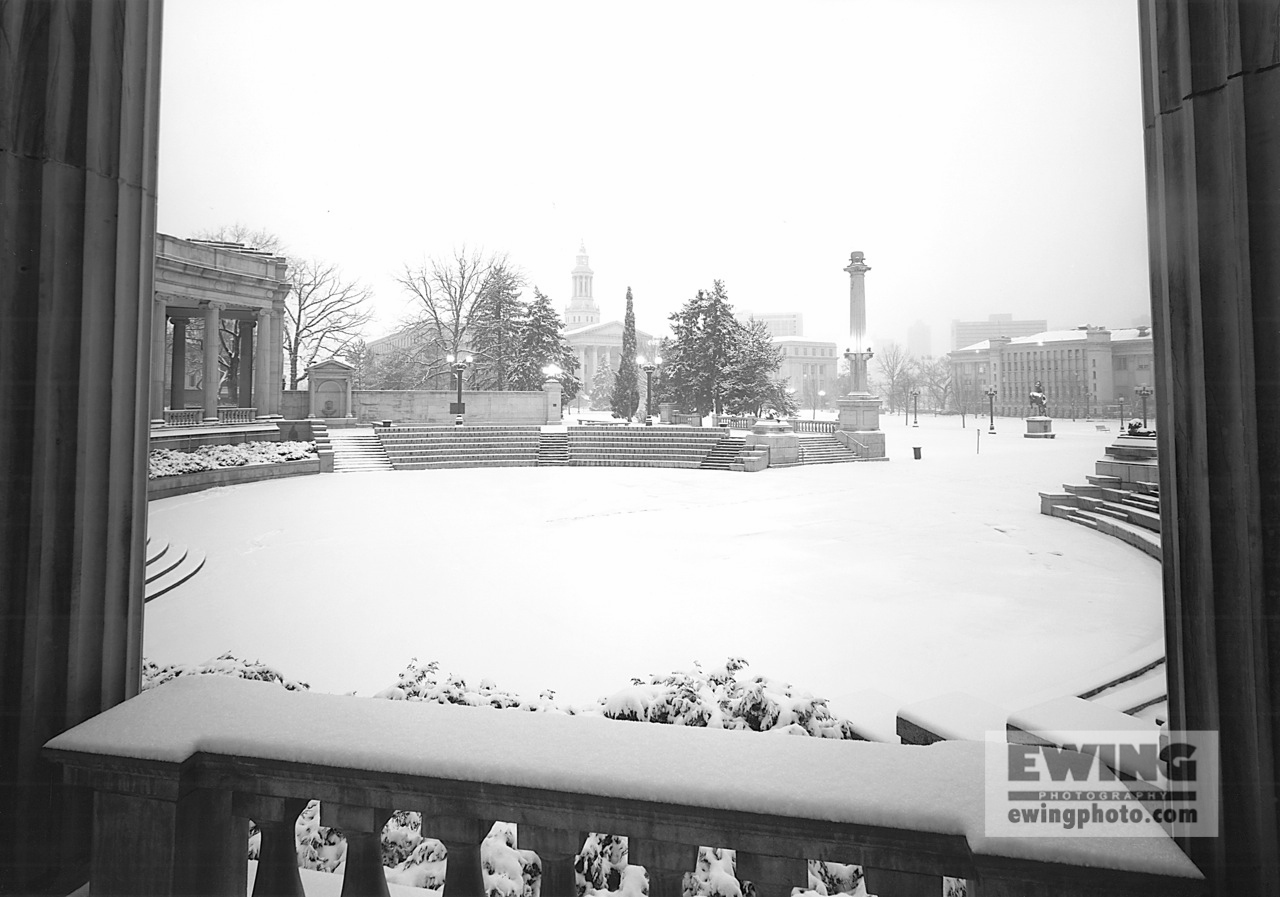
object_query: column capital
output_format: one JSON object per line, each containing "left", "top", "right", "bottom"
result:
{"left": 201, "top": 299, "right": 228, "bottom": 311}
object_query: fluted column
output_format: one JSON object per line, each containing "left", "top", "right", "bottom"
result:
{"left": 238, "top": 320, "right": 255, "bottom": 409}
{"left": 255, "top": 308, "right": 272, "bottom": 417}
{"left": 150, "top": 297, "right": 166, "bottom": 423}
{"left": 0, "top": 0, "right": 163, "bottom": 889}
{"left": 1140, "top": 1, "right": 1280, "bottom": 893}
{"left": 169, "top": 315, "right": 187, "bottom": 412}
{"left": 270, "top": 307, "right": 285, "bottom": 416}
{"left": 202, "top": 301, "right": 222, "bottom": 422}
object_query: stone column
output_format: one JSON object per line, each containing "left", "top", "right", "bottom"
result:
{"left": 270, "top": 307, "right": 285, "bottom": 416}
{"left": 254, "top": 308, "right": 272, "bottom": 417}
{"left": 201, "top": 302, "right": 222, "bottom": 422}
{"left": 150, "top": 297, "right": 166, "bottom": 423}
{"left": 544, "top": 376, "right": 563, "bottom": 423}
{"left": 238, "top": 320, "right": 255, "bottom": 409}
{"left": 1139, "top": 1, "right": 1280, "bottom": 892}
{"left": 0, "top": 0, "right": 163, "bottom": 889}
{"left": 170, "top": 316, "right": 188, "bottom": 411}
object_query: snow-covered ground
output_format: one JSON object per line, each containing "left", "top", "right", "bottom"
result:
{"left": 144, "top": 415, "right": 1162, "bottom": 721}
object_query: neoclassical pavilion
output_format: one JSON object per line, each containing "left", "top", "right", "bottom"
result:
{"left": 150, "top": 234, "right": 290, "bottom": 426}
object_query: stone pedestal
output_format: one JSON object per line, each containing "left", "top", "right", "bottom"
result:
{"left": 837, "top": 393, "right": 882, "bottom": 432}
{"left": 658, "top": 402, "right": 674, "bottom": 424}
{"left": 835, "top": 394, "right": 886, "bottom": 458}
{"left": 744, "top": 420, "right": 800, "bottom": 467}
{"left": 1024, "top": 416, "right": 1056, "bottom": 439}
{"left": 543, "top": 378, "right": 563, "bottom": 423}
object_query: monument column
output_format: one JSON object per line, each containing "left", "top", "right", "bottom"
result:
{"left": 255, "top": 308, "right": 272, "bottom": 417}
{"left": 836, "top": 251, "right": 885, "bottom": 457}
{"left": 239, "top": 320, "right": 256, "bottom": 409}
{"left": 0, "top": 0, "right": 163, "bottom": 887}
{"left": 170, "top": 315, "right": 188, "bottom": 411}
{"left": 201, "top": 301, "right": 222, "bottom": 422}
{"left": 150, "top": 297, "right": 167, "bottom": 424}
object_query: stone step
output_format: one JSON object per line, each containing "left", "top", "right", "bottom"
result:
{"left": 395, "top": 459, "right": 540, "bottom": 470}
{"left": 145, "top": 541, "right": 189, "bottom": 583}
{"left": 1098, "top": 500, "right": 1161, "bottom": 532}
{"left": 1085, "top": 474, "right": 1123, "bottom": 487}
{"left": 568, "top": 459, "right": 702, "bottom": 469}
{"left": 1063, "top": 483, "right": 1103, "bottom": 498}
{"left": 1124, "top": 492, "right": 1161, "bottom": 512}
{"left": 144, "top": 544, "right": 206, "bottom": 602}
{"left": 1086, "top": 662, "right": 1168, "bottom": 716}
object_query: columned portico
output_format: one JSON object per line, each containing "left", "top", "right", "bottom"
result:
{"left": 151, "top": 234, "right": 290, "bottom": 426}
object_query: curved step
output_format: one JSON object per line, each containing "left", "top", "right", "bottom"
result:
{"left": 145, "top": 546, "right": 206, "bottom": 602}
{"left": 145, "top": 541, "right": 189, "bottom": 583}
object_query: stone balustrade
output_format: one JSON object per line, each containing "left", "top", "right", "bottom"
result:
{"left": 159, "top": 407, "right": 259, "bottom": 427}
{"left": 789, "top": 419, "right": 837, "bottom": 435}
{"left": 44, "top": 676, "right": 1203, "bottom": 897}
{"left": 218, "top": 407, "right": 258, "bottom": 424}
{"left": 162, "top": 408, "right": 203, "bottom": 427}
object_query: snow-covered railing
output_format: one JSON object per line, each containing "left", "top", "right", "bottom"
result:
{"left": 789, "top": 420, "right": 837, "bottom": 435}
{"left": 44, "top": 677, "right": 1203, "bottom": 897}
{"left": 161, "top": 408, "right": 202, "bottom": 426}
{"left": 218, "top": 406, "right": 257, "bottom": 423}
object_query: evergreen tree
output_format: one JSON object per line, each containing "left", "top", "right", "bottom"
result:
{"left": 510, "top": 287, "right": 581, "bottom": 403}
{"left": 589, "top": 361, "right": 615, "bottom": 411}
{"left": 723, "top": 319, "right": 782, "bottom": 415}
{"left": 469, "top": 265, "right": 527, "bottom": 390}
{"left": 610, "top": 287, "right": 641, "bottom": 419}
{"left": 660, "top": 281, "right": 744, "bottom": 416}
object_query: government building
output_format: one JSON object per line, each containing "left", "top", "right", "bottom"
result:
{"left": 949, "top": 325, "right": 1155, "bottom": 418}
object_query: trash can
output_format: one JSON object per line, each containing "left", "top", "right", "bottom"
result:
{"left": 912, "top": 446, "right": 922, "bottom": 460}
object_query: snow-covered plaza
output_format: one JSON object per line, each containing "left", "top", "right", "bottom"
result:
{"left": 144, "top": 416, "right": 1162, "bottom": 733}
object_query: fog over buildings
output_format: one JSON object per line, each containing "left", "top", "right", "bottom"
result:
{"left": 156, "top": 0, "right": 1151, "bottom": 357}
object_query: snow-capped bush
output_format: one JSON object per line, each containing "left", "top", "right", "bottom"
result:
{"left": 141, "top": 652, "right": 310, "bottom": 692}
{"left": 148, "top": 440, "right": 316, "bottom": 478}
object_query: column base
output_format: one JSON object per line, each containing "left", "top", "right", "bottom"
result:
{"left": 837, "top": 393, "right": 882, "bottom": 432}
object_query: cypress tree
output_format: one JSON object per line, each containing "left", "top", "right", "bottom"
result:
{"left": 611, "top": 287, "right": 641, "bottom": 419}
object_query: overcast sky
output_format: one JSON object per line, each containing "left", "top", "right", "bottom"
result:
{"left": 156, "top": 0, "right": 1151, "bottom": 356}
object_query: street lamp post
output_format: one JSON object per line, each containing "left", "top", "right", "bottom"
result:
{"left": 910, "top": 388, "right": 920, "bottom": 427}
{"left": 985, "top": 384, "right": 998, "bottom": 434}
{"left": 447, "top": 353, "right": 473, "bottom": 426}
{"left": 1118, "top": 395, "right": 1127, "bottom": 431}
{"left": 815, "top": 389, "right": 826, "bottom": 420}
{"left": 1136, "top": 384, "right": 1154, "bottom": 427}
{"left": 639, "top": 356, "right": 660, "bottom": 425}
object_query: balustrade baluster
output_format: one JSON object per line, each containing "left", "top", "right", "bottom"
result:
{"left": 319, "top": 803, "right": 392, "bottom": 897}
{"left": 429, "top": 814, "right": 493, "bottom": 897}
{"left": 629, "top": 838, "right": 698, "bottom": 897}
{"left": 232, "top": 794, "right": 309, "bottom": 897}
{"left": 861, "top": 866, "right": 940, "bottom": 896}
{"left": 734, "top": 851, "right": 808, "bottom": 897}
{"left": 519, "top": 823, "right": 586, "bottom": 897}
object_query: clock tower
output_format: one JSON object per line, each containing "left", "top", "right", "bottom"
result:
{"left": 564, "top": 242, "right": 600, "bottom": 327}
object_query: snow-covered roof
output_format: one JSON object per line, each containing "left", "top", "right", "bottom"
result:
{"left": 955, "top": 328, "right": 1152, "bottom": 353}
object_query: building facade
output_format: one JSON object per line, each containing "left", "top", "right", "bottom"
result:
{"left": 561, "top": 245, "right": 653, "bottom": 391}
{"left": 737, "top": 311, "right": 803, "bottom": 338}
{"left": 950, "top": 313, "right": 1049, "bottom": 351}
{"left": 774, "top": 337, "right": 839, "bottom": 409}
{"left": 949, "top": 326, "right": 1155, "bottom": 418}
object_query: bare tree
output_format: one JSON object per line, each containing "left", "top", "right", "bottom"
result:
{"left": 395, "top": 247, "right": 513, "bottom": 386}
{"left": 872, "top": 342, "right": 914, "bottom": 412}
{"left": 193, "top": 223, "right": 286, "bottom": 255}
{"left": 283, "top": 258, "right": 375, "bottom": 388}
{"left": 918, "top": 355, "right": 952, "bottom": 413}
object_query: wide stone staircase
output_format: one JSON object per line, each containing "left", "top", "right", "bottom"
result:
{"left": 375, "top": 425, "right": 541, "bottom": 470}
{"left": 329, "top": 430, "right": 394, "bottom": 472}
{"left": 699, "top": 435, "right": 746, "bottom": 470}
{"left": 567, "top": 426, "right": 727, "bottom": 468}
{"left": 1034, "top": 433, "right": 1166, "bottom": 724}
{"left": 144, "top": 534, "right": 205, "bottom": 602}
{"left": 537, "top": 431, "right": 569, "bottom": 466}
{"left": 798, "top": 434, "right": 864, "bottom": 465}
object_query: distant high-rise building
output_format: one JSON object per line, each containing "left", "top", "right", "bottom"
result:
{"left": 737, "top": 311, "right": 802, "bottom": 338}
{"left": 951, "top": 313, "right": 1047, "bottom": 350}
{"left": 907, "top": 320, "right": 932, "bottom": 358}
